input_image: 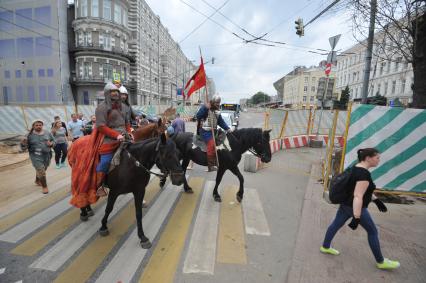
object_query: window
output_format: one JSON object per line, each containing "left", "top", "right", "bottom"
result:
{"left": 304, "top": 77, "right": 308, "bottom": 83}
{"left": 38, "top": 69, "right": 45, "bottom": 77}
{"left": 123, "top": 9, "right": 127, "bottom": 26}
{"left": 27, "top": 70, "right": 33, "bottom": 78}
{"left": 83, "top": 91, "right": 89, "bottom": 105}
{"left": 310, "top": 96, "right": 314, "bottom": 102}
{"left": 392, "top": 81, "right": 396, "bottom": 94}
{"left": 0, "top": 39, "right": 15, "bottom": 58}
{"left": 16, "top": 86, "right": 24, "bottom": 102}
{"left": 47, "top": 68, "right": 54, "bottom": 77}
{"left": 34, "top": 6, "right": 51, "bottom": 26}
{"left": 92, "top": 0, "right": 99, "bottom": 17}
{"left": 401, "top": 79, "right": 406, "bottom": 94}
{"left": 4, "top": 70, "right": 10, "bottom": 79}
{"left": 15, "top": 70, "right": 21, "bottom": 78}
{"left": 311, "top": 77, "right": 316, "bottom": 84}
{"left": 303, "top": 86, "right": 308, "bottom": 92}
{"left": 3, "top": 86, "right": 12, "bottom": 104}
{"left": 48, "top": 85, "right": 55, "bottom": 101}
{"left": 311, "top": 86, "right": 315, "bottom": 92}
{"left": 162, "top": 82, "right": 165, "bottom": 92}
{"left": 303, "top": 96, "right": 307, "bottom": 102}
{"left": 103, "top": 0, "right": 111, "bottom": 20}
{"left": 0, "top": 11, "right": 14, "bottom": 31}
{"left": 387, "top": 62, "right": 391, "bottom": 73}
{"left": 377, "top": 83, "right": 381, "bottom": 95}
{"left": 83, "top": 32, "right": 89, "bottom": 46}
{"left": 395, "top": 58, "right": 401, "bottom": 71}
{"left": 114, "top": 4, "right": 122, "bottom": 23}
{"left": 35, "top": 36, "right": 52, "bottom": 56}
{"left": 16, "top": 8, "right": 33, "bottom": 29}
{"left": 39, "top": 86, "right": 47, "bottom": 102}
{"left": 83, "top": 62, "right": 90, "bottom": 78}
{"left": 81, "top": 0, "right": 88, "bottom": 17}
{"left": 380, "top": 62, "right": 385, "bottom": 75}
{"left": 384, "top": 82, "right": 388, "bottom": 95}
{"left": 123, "top": 67, "right": 127, "bottom": 81}
{"left": 103, "top": 64, "right": 113, "bottom": 80}
{"left": 102, "top": 33, "right": 111, "bottom": 50}
{"left": 17, "top": 37, "right": 34, "bottom": 57}
{"left": 404, "top": 61, "right": 409, "bottom": 69}
{"left": 27, "top": 86, "right": 35, "bottom": 102}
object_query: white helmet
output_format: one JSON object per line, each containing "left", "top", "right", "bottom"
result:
{"left": 119, "top": 86, "right": 128, "bottom": 95}
{"left": 104, "top": 82, "right": 119, "bottom": 93}
{"left": 211, "top": 95, "right": 221, "bottom": 104}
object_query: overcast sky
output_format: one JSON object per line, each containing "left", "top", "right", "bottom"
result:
{"left": 145, "top": 0, "right": 359, "bottom": 103}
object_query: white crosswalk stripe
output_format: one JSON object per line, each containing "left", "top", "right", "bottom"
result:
{"left": 183, "top": 180, "right": 220, "bottom": 274}
{"left": 94, "top": 183, "right": 181, "bottom": 283}
{"left": 242, "top": 188, "right": 271, "bottom": 236}
{"left": 0, "top": 196, "right": 72, "bottom": 243}
{"left": 29, "top": 194, "right": 132, "bottom": 271}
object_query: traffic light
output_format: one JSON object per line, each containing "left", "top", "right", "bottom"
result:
{"left": 295, "top": 18, "right": 304, "bottom": 37}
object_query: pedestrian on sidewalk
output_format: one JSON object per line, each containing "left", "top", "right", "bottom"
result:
{"left": 51, "top": 121, "right": 68, "bottom": 169}
{"left": 172, "top": 113, "right": 186, "bottom": 134}
{"left": 21, "top": 119, "right": 55, "bottom": 194}
{"left": 68, "top": 113, "right": 84, "bottom": 142}
{"left": 320, "top": 148, "right": 400, "bottom": 270}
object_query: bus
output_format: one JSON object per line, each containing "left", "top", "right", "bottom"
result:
{"left": 221, "top": 103, "right": 240, "bottom": 114}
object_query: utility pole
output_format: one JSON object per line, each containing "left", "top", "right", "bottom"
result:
{"left": 361, "top": 0, "right": 377, "bottom": 103}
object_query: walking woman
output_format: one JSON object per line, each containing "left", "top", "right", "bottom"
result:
{"left": 52, "top": 120, "right": 68, "bottom": 169}
{"left": 320, "top": 148, "right": 400, "bottom": 270}
{"left": 21, "top": 120, "right": 55, "bottom": 194}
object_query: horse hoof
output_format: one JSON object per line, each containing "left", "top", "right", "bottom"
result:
{"left": 99, "top": 228, "right": 109, "bottom": 237}
{"left": 142, "top": 201, "right": 148, "bottom": 208}
{"left": 80, "top": 214, "right": 89, "bottom": 221}
{"left": 236, "top": 195, "right": 243, "bottom": 203}
{"left": 140, "top": 239, "right": 152, "bottom": 249}
{"left": 213, "top": 195, "right": 222, "bottom": 202}
{"left": 87, "top": 210, "right": 94, "bottom": 217}
{"left": 184, "top": 187, "right": 194, "bottom": 194}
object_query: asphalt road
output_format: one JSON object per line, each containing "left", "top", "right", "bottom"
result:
{"left": 0, "top": 110, "right": 315, "bottom": 283}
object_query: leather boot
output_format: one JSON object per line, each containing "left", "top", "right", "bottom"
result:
{"left": 207, "top": 156, "right": 217, "bottom": 172}
{"left": 39, "top": 176, "right": 48, "bottom": 194}
{"left": 35, "top": 176, "right": 42, "bottom": 186}
{"left": 96, "top": 172, "right": 108, "bottom": 197}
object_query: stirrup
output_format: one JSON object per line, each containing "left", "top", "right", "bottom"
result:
{"left": 96, "top": 186, "right": 109, "bottom": 197}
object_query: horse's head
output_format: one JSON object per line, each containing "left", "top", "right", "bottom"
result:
{"left": 157, "top": 132, "right": 185, "bottom": 186}
{"left": 133, "top": 118, "right": 167, "bottom": 142}
{"left": 252, "top": 129, "right": 272, "bottom": 163}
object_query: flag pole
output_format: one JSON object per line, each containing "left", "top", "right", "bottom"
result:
{"left": 199, "top": 47, "right": 220, "bottom": 168}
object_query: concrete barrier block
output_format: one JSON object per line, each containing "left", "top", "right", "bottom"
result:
{"left": 244, "top": 152, "right": 258, "bottom": 173}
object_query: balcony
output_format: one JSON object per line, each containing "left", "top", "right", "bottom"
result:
{"left": 70, "top": 75, "right": 129, "bottom": 86}
{"left": 70, "top": 44, "right": 136, "bottom": 63}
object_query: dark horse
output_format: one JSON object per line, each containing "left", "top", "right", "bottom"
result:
{"left": 98, "top": 133, "right": 184, "bottom": 248}
{"left": 161, "top": 128, "right": 272, "bottom": 202}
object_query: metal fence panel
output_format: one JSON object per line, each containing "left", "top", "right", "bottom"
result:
{"left": 0, "top": 106, "right": 27, "bottom": 135}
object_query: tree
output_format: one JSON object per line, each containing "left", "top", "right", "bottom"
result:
{"left": 367, "top": 94, "right": 387, "bottom": 105}
{"left": 249, "top": 91, "right": 271, "bottom": 105}
{"left": 347, "top": 0, "right": 426, "bottom": 108}
{"left": 334, "top": 86, "right": 350, "bottom": 110}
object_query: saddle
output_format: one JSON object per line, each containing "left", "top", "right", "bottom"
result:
{"left": 193, "top": 129, "right": 228, "bottom": 152}
{"left": 109, "top": 133, "right": 133, "bottom": 173}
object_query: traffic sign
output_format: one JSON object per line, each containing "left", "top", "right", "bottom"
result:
{"left": 325, "top": 63, "right": 332, "bottom": 76}
{"left": 328, "top": 34, "right": 341, "bottom": 50}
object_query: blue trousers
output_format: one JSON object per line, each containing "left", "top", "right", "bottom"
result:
{"left": 322, "top": 205, "right": 384, "bottom": 263}
{"left": 96, "top": 153, "right": 114, "bottom": 174}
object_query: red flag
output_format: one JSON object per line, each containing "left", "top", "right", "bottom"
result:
{"left": 184, "top": 57, "right": 207, "bottom": 99}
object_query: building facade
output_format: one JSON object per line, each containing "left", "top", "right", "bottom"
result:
{"left": 281, "top": 66, "right": 326, "bottom": 109}
{"left": 128, "top": 0, "right": 198, "bottom": 106}
{"left": 0, "top": 0, "right": 71, "bottom": 105}
{"left": 335, "top": 40, "right": 413, "bottom": 105}
{"left": 69, "top": 0, "right": 133, "bottom": 105}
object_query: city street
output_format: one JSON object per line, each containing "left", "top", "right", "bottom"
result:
{"left": 0, "top": 112, "right": 314, "bottom": 283}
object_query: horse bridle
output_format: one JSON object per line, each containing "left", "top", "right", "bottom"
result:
{"left": 228, "top": 131, "right": 268, "bottom": 159}
{"left": 123, "top": 140, "right": 166, "bottom": 178}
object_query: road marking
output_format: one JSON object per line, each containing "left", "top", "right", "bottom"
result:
{"left": 29, "top": 194, "right": 132, "bottom": 271}
{"left": 53, "top": 179, "right": 161, "bottom": 283}
{"left": 139, "top": 177, "right": 203, "bottom": 283}
{"left": 0, "top": 197, "right": 72, "bottom": 243}
{"left": 0, "top": 267, "right": 5, "bottom": 274}
{"left": 11, "top": 199, "right": 104, "bottom": 256}
{"left": 217, "top": 185, "right": 247, "bottom": 264}
{"left": 0, "top": 178, "right": 70, "bottom": 219}
{"left": 242, "top": 188, "right": 271, "bottom": 236}
{"left": 183, "top": 180, "right": 220, "bottom": 274}
{"left": 0, "top": 188, "right": 69, "bottom": 233}
{"left": 94, "top": 183, "right": 182, "bottom": 283}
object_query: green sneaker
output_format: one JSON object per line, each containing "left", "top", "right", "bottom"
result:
{"left": 55, "top": 164, "right": 61, "bottom": 169}
{"left": 377, "top": 258, "right": 400, "bottom": 270}
{"left": 320, "top": 246, "right": 340, "bottom": 255}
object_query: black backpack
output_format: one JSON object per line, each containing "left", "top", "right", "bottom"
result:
{"left": 329, "top": 167, "right": 353, "bottom": 204}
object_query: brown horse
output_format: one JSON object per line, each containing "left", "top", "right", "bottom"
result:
{"left": 133, "top": 118, "right": 166, "bottom": 142}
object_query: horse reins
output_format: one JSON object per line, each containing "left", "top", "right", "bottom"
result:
{"left": 123, "top": 141, "right": 167, "bottom": 178}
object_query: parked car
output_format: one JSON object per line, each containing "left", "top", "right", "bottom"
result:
{"left": 221, "top": 111, "right": 238, "bottom": 127}
{"left": 220, "top": 112, "right": 238, "bottom": 131}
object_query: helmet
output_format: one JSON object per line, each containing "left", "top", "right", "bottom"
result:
{"left": 166, "top": 126, "right": 175, "bottom": 136}
{"left": 104, "top": 82, "right": 119, "bottom": 93}
{"left": 119, "top": 86, "right": 128, "bottom": 95}
{"left": 211, "top": 95, "right": 221, "bottom": 104}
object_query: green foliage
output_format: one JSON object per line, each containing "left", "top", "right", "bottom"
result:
{"left": 248, "top": 91, "right": 271, "bottom": 105}
{"left": 367, "top": 94, "right": 387, "bottom": 106}
{"left": 333, "top": 86, "right": 350, "bottom": 110}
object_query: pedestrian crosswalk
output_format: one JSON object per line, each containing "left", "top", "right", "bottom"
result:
{"left": 0, "top": 174, "right": 273, "bottom": 283}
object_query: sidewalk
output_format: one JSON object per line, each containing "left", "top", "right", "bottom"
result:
{"left": 0, "top": 153, "right": 29, "bottom": 171}
{"left": 287, "top": 162, "right": 426, "bottom": 283}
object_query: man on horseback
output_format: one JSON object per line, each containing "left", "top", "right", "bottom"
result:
{"left": 196, "top": 95, "right": 231, "bottom": 172}
{"left": 95, "top": 82, "right": 132, "bottom": 196}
